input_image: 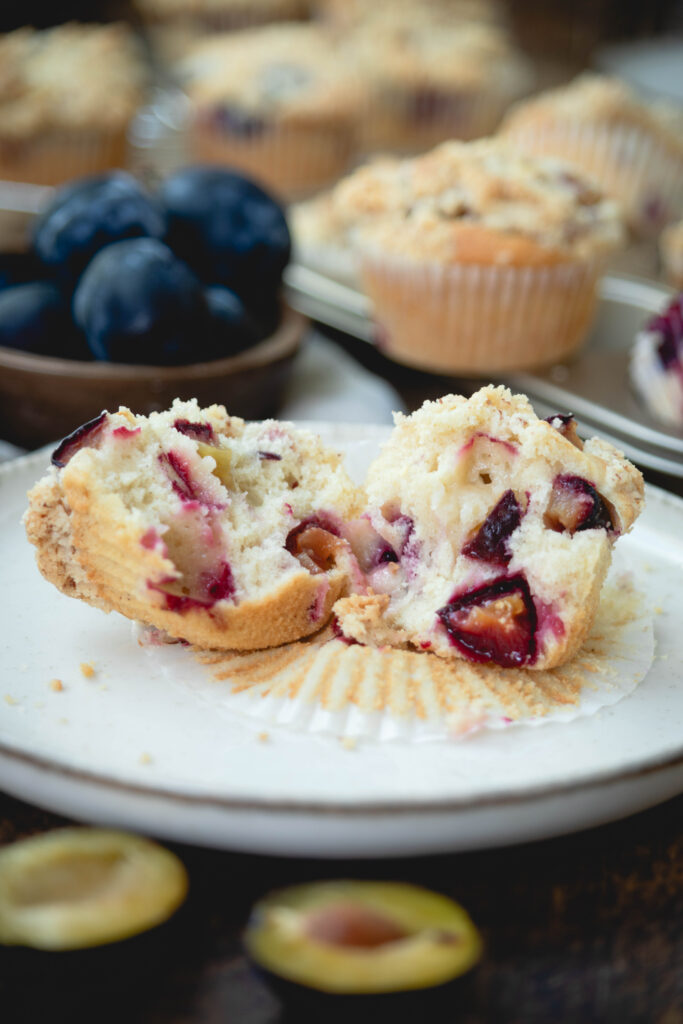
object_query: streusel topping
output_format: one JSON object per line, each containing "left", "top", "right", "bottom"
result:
{"left": 177, "top": 24, "right": 361, "bottom": 120}
{"left": 347, "top": 16, "right": 530, "bottom": 94}
{"left": 336, "top": 139, "right": 623, "bottom": 262}
{"left": 0, "top": 23, "right": 146, "bottom": 137}
{"left": 503, "top": 74, "right": 683, "bottom": 158}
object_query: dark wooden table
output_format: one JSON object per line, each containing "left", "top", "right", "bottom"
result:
{"left": 1, "top": 789, "right": 682, "bottom": 1024}
{"left": 2, "top": 334, "right": 682, "bottom": 1023}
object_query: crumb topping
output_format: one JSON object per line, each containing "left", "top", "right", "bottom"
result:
{"left": 502, "top": 73, "right": 683, "bottom": 158}
{"left": 334, "top": 139, "right": 623, "bottom": 262}
{"left": 0, "top": 23, "right": 146, "bottom": 137}
{"left": 177, "top": 24, "right": 361, "bottom": 120}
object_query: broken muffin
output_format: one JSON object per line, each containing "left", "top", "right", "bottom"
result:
{"left": 336, "top": 386, "right": 644, "bottom": 670}
{"left": 25, "top": 399, "right": 364, "bottom": 649}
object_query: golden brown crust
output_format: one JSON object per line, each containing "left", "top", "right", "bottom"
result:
{"left": 26, "top": 470, "right": 348, "bottom": 651}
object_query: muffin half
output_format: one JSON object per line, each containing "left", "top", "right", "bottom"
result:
{"left": 25, "top": 399, "right": 365, "bottom": 650}
{"left": 336, "top": 386, "right": 644, "bottom": 670}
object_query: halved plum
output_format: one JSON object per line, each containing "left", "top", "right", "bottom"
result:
{"left": 437, "top": 576, "right": 537, "bottom": 668}
{"left": 51, "top": 412, "right": 108, "bottom": 468}
{"left": 286, "top": 519, "right": 345, "bottom": 575}
{"left": 544, "top": 475, "right": 613, "bottom": 534}
{"left": 462, "top": 490, "right": 522, "bottom": 566}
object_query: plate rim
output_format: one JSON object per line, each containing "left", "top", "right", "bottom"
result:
{"left": 3, "top": 441, "right": 683, "bottom": 818}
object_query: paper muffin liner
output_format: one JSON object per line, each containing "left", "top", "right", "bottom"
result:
{"left": 357, "top": 247, "right": 604, "bottom": 375}
{"left": 0, "top": 130, "right": 130, "bottom": 186}
{"left": 191, "top": 114, "right": 356, "bottom": 199}
{"left": 143, "top": 570, "right": 654, "bottom": 743}
{"left": 503, "top": 119, "right": 683, "bottom": 239}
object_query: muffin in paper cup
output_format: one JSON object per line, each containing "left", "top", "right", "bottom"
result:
{"left": 343, "top": 138, "right": 623, "bottom": 374}
{"left": 346, "top": 15, "right": 533, "bottom": 155}
{"left": 177, "top": 24, "right": 362, "bottom": 199}
{"left": 144, "top": 570, "right": 653, "bottom": 743}
{"left": 501, "top": 74, "right": 683, "bottom": 239}
{"left": 0, "top": 24, "right": 145, "bottom": 186}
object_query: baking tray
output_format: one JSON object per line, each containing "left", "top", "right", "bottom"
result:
{"left": 2, "top": 178, "right": 680, "bottom": 476}
{"left": 283, "top": 263, "right": 683, "bottom": 478}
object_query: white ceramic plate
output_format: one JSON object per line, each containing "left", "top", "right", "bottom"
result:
{"left": 1, "top": 426, "right": 683, "bottom": 858}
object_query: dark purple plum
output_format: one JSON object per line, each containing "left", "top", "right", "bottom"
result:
{"left": 462, "top": 490, "right": 522, "bottom": 566}
{"left": 0, "top": 251, "right": 46, "bottom": 291}
{"left": 205, "top": 285, "right": 263, "bottom": 356}
{"left": 437, "top": 576, "right": 537, "bottom": 668}
{"left": 73, "top": 238, "right": 212, "bottom": 365}
{"left": 33, "top": 172, "right": 164, "bottom": 286}
{"left": 0, "top": 282, "right": 90, "bottom": 359}
{"left": 545, "top": 475, "right": 613, "bottom": 534}
{"left": 160, "top": 167, "right": 290, "bottom": 305}
{"left": 52, "top": 412, "right": 108, "bottom": 468}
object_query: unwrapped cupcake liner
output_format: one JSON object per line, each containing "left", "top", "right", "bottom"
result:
{"left": 357, "top": 247, "right": 604, "bottom": 374}
{"left": 504, "top": 119, "right": 683, "bottom": 238}
{"left": 144, "top": 568, "right": 654, "bottom": 744}
{"left": 0, "top": 130, "right": 130, "bottom": 186}
{"left": 191, "top": 114, "right": 356, "bottom": 199}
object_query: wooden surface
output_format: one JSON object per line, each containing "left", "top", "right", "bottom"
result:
{"left": 0, "top": 789, "right": 682, "bottom": 1023}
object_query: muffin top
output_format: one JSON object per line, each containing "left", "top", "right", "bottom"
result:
{"left": 502, "top": 74, "right": 683, "bottom": 159}
{"left": 346, "top": 15, "right": 530, "bottom": 96}
{"left": 0, "top": 23, "right": 146, "bottom": 137}
{"left": 334, "top": 139, "right": 624, "bottom": 264}
{"left": 177, "top": 23, "right": 362, "bottom": 121}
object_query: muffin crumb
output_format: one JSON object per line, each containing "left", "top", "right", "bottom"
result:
{"left": 80, "top": 661, "right": 96, "bottom": 678}
{"left": 49, "top": 678, "right": 64, "bottom": 692}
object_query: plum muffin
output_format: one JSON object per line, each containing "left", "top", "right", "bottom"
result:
{"left": 336, "top": 386, "right": 644, "bottom": 670}
{"left": 25, "top": 400, "right": 365, "bottom": 650}
{"left": 630, "top": 293, "right": 683, "bottom": 428}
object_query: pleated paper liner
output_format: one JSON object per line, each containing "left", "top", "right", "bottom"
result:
{"left": 144, "top": 569, "right": 654, "bottom": 743}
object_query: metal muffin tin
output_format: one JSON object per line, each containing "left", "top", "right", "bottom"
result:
{"left": 284, "top": 263, "right": 683, "bottom": 478}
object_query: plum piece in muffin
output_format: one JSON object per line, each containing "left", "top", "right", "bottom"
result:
{"left": 25, "top": 399, "right": 365, "bottom": 650}
{"left": 336, "top": 386, "right": 644, "bottom": 670}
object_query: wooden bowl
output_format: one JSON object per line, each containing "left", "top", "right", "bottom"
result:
{"left": 0, "top": 303, "right": 305, "bottom": 449}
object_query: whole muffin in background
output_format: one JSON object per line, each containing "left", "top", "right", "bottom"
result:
{"left": 630, "top": 293, "right": 683, "bottom": 429}
{"left": 326, "top": 138, "right": 623, "bottom": 374}
{"left": 500, "top": 74, "right": 683, "bottom": 239}
{"left": 0, "top": 23, "right": 146, "bottom": 186}
{"left": 345, "top": 12, "right": 533, "bottom": 154}
{"left": 176, "top": 23, "right": 363, "bottom": 198}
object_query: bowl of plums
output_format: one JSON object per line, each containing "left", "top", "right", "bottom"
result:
{"left": 0, "top": 166, "right": 304, "bottom": 449}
